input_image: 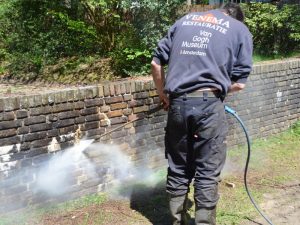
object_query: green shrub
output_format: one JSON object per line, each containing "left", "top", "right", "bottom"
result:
{"left": 110, "top": 0, "right": 185, "bottom": 76}
{"left": 291, "top": 121, "right": 300, "bottom": 136}
{"left": 0, "top": 0, "right": 102, "bottom": 80}
{"left": 111, "top": 46, "right": 152, "bottom": 77}
{"left": 1, "top": 1, "right": 299, "bottom": 82}
{"left": 242, "top": 3, "right": 300, "bottom": 55}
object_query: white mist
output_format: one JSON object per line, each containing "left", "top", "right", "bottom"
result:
{"left": 35, "top": 139, "right": 95, "bottom": 195}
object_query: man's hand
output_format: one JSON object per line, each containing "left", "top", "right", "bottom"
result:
{"left": 151, "top": 60, "right": 169, "bottom": 110}
{"left": 159, "top": 93, "right": 169, "bottom": 110}
{"left": 228, "top": 82, "right": 245, "bottom": 93}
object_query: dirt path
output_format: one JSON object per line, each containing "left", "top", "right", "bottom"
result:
{"left": 242, "top": 183, "right": 300, "bottom": 225}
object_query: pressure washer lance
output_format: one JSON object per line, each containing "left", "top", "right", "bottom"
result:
{"left": 225, "top": 105, "right": 275, "bottom": 225}
{"left": 95, "top": 104, "right": 164, "bottom": 140}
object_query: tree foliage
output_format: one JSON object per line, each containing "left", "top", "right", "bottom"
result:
{"left": 242, "top": 3, "right": 300, "bottom": 55}
{"left": 0, "top": 0, "right": 186, "bottom": 80}
{"left": 110, "top": 0, "right": 186, "bottom": 76}
{"left": 0, "top": 0, "right": 102, "bottom": 80}
{"left": 0, "top": 1, "right": 299, "bottom": 82}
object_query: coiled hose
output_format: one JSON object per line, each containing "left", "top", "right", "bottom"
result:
{"left": 225, "top": 105, "right": 275, "bottom": 225}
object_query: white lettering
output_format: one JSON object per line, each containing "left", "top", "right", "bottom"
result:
{"left": 186, "top": 14, "right": 194, "bottom": 20}
{"left": 192, "top": 36, "right": 210, "bottom": 43}
{"left": 182, "top": 21, "right": 194, "bottom": 26}
{"left": 222, "top": 21, "right": 230, "bottom": 28}
{"left": 216, "top": 18, "right": 224, "bottom": 24}
{"left": 182, "top": 20, "right": 228, "bottom": 34}
{"left": 180, "top": 50, "right": 207, "bottom": 56}
{"left": 199, "top": 31, "right": 212, "bottom": 37}
{"left": 182, "top": 41, "right": 208, "bottom": 49}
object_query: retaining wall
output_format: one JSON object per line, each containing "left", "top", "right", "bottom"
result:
{"left": 0, "top": 58, "right": 299, "bottom": 213}
{"left": 225, "top": 58, "right": 300, "bottom": 146}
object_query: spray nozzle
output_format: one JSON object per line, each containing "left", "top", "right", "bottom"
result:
{"left": 224, "top": 105, "right": 236, "bottom": 115}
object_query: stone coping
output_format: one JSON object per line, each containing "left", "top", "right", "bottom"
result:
{"left": 0, "top": 58, "right": 299, "bottom": 112}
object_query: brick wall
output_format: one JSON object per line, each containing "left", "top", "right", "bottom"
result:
{"left": 225, "top": 58, "right": 300, "bottom": 146}
{"left": 0, "top": 58, "right": 299, "bottom": 212}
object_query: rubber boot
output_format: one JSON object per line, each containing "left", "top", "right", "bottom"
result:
{"left": 169, "top": 194, "right": 189, "bottom": 225}
{"left": 194, "top": 206, "right": 216, "bottom": 225}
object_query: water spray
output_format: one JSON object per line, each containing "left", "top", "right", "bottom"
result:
{"left": 80, "top": 104, "right": 166, "bottom": 199}
{"left": 225, "top": 105, "right": 275, "bottom": 225}
{"left": 95, "top": 104, "right": 164, "bottom": 141}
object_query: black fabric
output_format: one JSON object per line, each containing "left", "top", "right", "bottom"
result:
{"left": 169, "top": 194, "right": 189, "bottom": 225}
{"left": 165, "top": 95, "right": 228, "bottom": 208}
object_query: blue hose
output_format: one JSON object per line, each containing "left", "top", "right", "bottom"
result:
{"left": 225, "top": 105, "right": 275, "bottom": 225}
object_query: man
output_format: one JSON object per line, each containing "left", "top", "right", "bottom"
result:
{"left": 151, "top": 3, "right": 253, "bottom": 225}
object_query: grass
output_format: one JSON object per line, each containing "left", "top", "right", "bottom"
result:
{"left": 184, "top": 121, "right": 300, "bottom": 225}
{"left": 216, "top": 122, "right": 300, "bottom": 224}
{"left": 0, "top": 122, "right": 299, "bottom": 225}
{"left": 253, "top": 51, "right": 300, "bottom": 63}
{"left": 0, "top": 193, "right": 107, "bottom": 225}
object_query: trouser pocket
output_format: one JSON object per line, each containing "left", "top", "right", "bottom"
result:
{"left": 191, "top": 100, "right": 226, "bottom": 141}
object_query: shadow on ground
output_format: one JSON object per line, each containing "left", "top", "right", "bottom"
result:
{"left": 129, "top": 180, "right": 171, "bottom": 225}
{"left": 129, "top": 180, "right": 194, "bottom": 225}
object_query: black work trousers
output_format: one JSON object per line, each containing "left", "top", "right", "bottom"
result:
{"left": 165, "top": 94, "right": 228, "bottom": 208}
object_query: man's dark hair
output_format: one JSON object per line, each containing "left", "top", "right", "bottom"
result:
{"left": 221, "top": 3, "right": 245, "bottom": 23}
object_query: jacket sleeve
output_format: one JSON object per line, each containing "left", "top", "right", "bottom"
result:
{"left": 152, "top": 22, "right": 178, "bottom": 66}
{"left": 231, "top": 31, "right": 253, "bottom": 84}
